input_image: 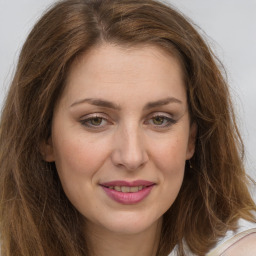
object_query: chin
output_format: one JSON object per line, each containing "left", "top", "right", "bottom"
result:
{"left": 97, "top": 211, "right": 162, "bottom": 235}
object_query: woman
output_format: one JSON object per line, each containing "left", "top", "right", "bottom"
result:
{"left": 0, "top": 0, "right": 255, "bottom": 255}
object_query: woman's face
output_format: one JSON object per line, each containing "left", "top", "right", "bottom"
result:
{"left": 43, "top": 43, "right": 196, "bottom": 235}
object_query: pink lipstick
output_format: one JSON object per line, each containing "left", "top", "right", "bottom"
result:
{"left": 100, "top": 180, "right": 155, "bottom": 204}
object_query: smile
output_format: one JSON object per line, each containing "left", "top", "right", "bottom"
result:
{"left": 105, "top": 185, "right": 146, "bottom": 193}
{"left": 100, "top": 180, "right": 155, "bottom": 204}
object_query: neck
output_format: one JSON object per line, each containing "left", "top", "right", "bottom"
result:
{"left": 85, "top": 218, "right": 162, "bottom": 256}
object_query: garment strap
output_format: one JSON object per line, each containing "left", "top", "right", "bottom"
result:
{"left": 206, "top": 228, "right": 256, "bottom": 256}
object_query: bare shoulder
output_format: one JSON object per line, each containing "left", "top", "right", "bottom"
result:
{"left": 222, "top": 233, "right": 256, "bottom": 256}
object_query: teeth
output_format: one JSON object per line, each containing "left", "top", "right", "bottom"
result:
{"left": 109, "top": 186, "right": 146, "bottom": 193}
{"left": 121, "top": 186, "right": 130, "bottom": 192}
{"left": 130, "top": 186, "right": 139, "bottom": 192}
{"left": 114, "top": 186, "right": 121, "bottom": 191}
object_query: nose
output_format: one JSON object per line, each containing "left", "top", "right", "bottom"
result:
{"left": 111, "top": 125, "right": 149, "bottom": 171}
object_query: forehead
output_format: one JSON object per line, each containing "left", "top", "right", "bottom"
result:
{"left": 69, "top": 43, "right": 184, "bottom": 79}
{"left": 61, "top": 43, "right": 186, "bottom": 108}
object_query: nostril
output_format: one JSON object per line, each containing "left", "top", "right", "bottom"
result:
{"left": 111, "top": 148, "right": 148, "bottom": 170}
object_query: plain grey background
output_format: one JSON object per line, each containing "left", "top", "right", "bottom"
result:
{"left": 0, "top": 0, "right": 255, "bottom": 186}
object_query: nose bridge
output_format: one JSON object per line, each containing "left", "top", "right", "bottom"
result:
{"left": 111, "top": 121, "right": 148, "bottom": 170}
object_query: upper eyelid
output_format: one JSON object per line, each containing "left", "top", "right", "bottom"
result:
{"left": 79, "top": 113, "right": 176, "bottom": 131}
{"left": 79, "top": 111, "right": 174, "bottom": 120}
{"left": 80, "top": 112, "right": 109, "bottom": 120}
{"left": 79, "top": 116, "right": 110, "bottom": 129}
{"left": 147, "top": 111, "right": 174, "bottom": 118}
{"left": 146, "top": 115, "right": 175, "bottom": 123}
{"left": 79, "top": 113, "right": 110, "bottom": 124}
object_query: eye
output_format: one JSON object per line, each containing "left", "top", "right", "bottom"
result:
{"left": 89, "top": 117, "right": 104, "bottom": 126}
{"left": 80, "top": 114, "right": 110, "bottom": 129}
{"left": 152, "top": 116, "right": 166, "bottom": 125}
{"left": 146, "top": 113, "right": 177, "bottom": 128}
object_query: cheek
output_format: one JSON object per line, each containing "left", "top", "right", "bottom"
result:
{"left": 53, "top": 134, "right": 110, "bottom": 177}
{"left": 150, "top": 135, "right": 188, "bottom": 207}
{"left": 152, "top": 136, "right": 188, "bottom": 174}
{"left": 52, "top": 134, "right": 111, "bottom": 211}
{"left": 52, "top": 133, "right": 110, "bottom": 198}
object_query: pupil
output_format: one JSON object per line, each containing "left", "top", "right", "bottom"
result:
{"left": 153, "top": 117, "right": 164, "bottom": 125}
{"left": 91, "top": 117, "right": 102, "bottom": 125}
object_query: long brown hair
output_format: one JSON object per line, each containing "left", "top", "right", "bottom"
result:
{"left": 0, "top": 0, "right": 255, "bottom": 255}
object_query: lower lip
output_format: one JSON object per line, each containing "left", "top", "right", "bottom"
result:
{"left": 101, "top": 186, "right": 154, "bottom": 205}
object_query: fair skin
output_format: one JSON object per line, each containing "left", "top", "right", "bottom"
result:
{"left": 43, "top": 43, "right": 197, "bottom": 256}
{"left": 222, "top": 233, "right": 256, "bottom": 256}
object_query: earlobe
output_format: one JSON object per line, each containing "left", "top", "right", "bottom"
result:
{"left": 186, "top": 122, "right": 197, "bottom": 160}
{"left": 40, "top": 137, "right": 55, "bottom": 162}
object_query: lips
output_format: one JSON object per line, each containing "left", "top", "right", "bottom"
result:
{"left": 106, "top": 185, "right": 145, "bottom": 193}
{"left": 100, "top": 180, "right": 155, "bottom": 204}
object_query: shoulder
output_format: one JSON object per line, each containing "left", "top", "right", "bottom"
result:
{"left": 222, "top": 232, "right": 256, "bottom": 256}
{"left": 207, "top": 216, "right": 256, "bottom": 256}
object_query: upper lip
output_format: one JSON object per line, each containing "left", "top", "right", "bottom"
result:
{"left": 100, "top": 180, "right": 155, "bottom": 187}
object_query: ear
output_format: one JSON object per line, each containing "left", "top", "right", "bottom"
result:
{"left": 40, "top": 137, "right": 55, "bottom": 162}
{"left": 186, "top": 122, "right": 197, "bottom": 160}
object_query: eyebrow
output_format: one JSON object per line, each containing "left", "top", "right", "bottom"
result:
{"left": 70, "top": 97, "right": 182, "bottom": 110}
{"left": 143, "top": 97, "right": 182, "bottom": 110}
{"left": 70, "top": 98, "right": 121, "bottom": 110}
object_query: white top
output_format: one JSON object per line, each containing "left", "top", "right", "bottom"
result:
{"left": 168, "top": 217, "right": 256, "bottom": 256}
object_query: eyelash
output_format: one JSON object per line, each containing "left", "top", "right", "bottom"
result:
{"left": 80, "top": 114, "right": 110, "bottom": 129}
{"left": 146, "top": 114, "right": 177, "bottom": 128}
{"left": 79, "top": 113, "right": 177, "bottom": 130}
